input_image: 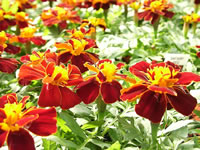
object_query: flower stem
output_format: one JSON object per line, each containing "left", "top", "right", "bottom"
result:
{"left": 124, "top": 4, "right": 128, "bottom": 22}
{"left": 150, "top": 122, "right": 159, "bottom": 149}
{"left": 104, "top": 9, "right": 109, "bottom": 24}
{"left": 49, "top": 1, "right": 53, "bottom": 7}
{"left": 183, "top": 22, "right": 189, "bottom": 39}
{"left": 25, "top": 41, "right": 31, "bottom": 54}
{"left": 195, "top": 4, "right": 199, "bottom": 13}
{"left": 15, "top": 25, "right": 20, "bottom": 35}
{"left": 96, "top": 96, "right": 107, "bottom": 121}
{"left": 192, "top": 22, "right": 197, "bottom": 35}
{"left": 134, "top": 10, "right": 139, "bottom": 26}
{"left": 153, "top": 17, "right": 160, "bottom": 39}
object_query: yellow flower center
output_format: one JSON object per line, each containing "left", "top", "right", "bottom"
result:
{"left": 0, "top": 9, "right": 4, "bottom": 21}
{"left": 147, "top": 66, "right": 178, "bottom": 87}
{"left": 55, "top": 7, "right": 68, "bottom": 20}
{"left": 0, "top": 103, "right": 23, "bottom": 132}
{"left": 15, "top": 0, "right": 28, "bottom": 4}
{"left": 15, "top": 12, "right": 26, "bottom": 22}
{"left": 88, "top": 17, "right": 106, "bottom": 27}
{"left": 30, "top": 52, "right": 44, "bottom": 62}
{"left": 191, "top": 13, "right": 199, "bottom": 22}
{"left": 99, "top": 62, "right": 117, "bottom": 82}
{"left": 0, "top": 31, "right": 8, "bottom": 49}
{"left": 71, "top": 30, "right": 84, "bottom": 39}
{"left": 130, "top": 2, "right": 141, "bottom": 10}
{"left": 149, "top": 0, "right": 164, "bottom": 12}
{"left": 93, "top": 0, "right": 109, "bottom": 4}
{"left": 70, "top": 39, "right": 88, "bottom": 56}
{"left": 49, "top": 66, "right": 69, "bottom": 86}
{"left": 20, "top": 27, "right": 37, "bottom": 38}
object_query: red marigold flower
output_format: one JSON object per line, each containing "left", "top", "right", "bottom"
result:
{"left": 19, "top": 53, "right": 83, "bottom": 109}
{"left": 41, "top": 6, "right": 80, "bottom": 29}
{"left": 14, "top": 0, "right": 36, "bottom": 11}
{"left": 0, "top": 57, "right": 19, "bottom": 73}
{"left": 75, "top": 59, "right": 135, "bottom": 104}
{"left": 84, "top": 0, "right": 116, "bottom": 10}
{"left": 121, "top": 61, "right": 200, "bottom": 123}
{"left": 0, "top": 9, "right": 16, "bottom": 31}
{"left": 195, "top": 0, "right": 200, "bottom": 4}
{"left": 0, "top": 93, "right": 57, "bottom": 150}
{"left": 16, "top": 27, "right": 46, "bottom": 46}
{"left": 55, "top": 38, "right": 98, "bottom": 73}
{"left": 117, "top": 0, "right": 136, "bottom": 5}
{"left": 15, "top": 12, "right": 32, "bottom": 29}
{"left": 138, "top": 0, "right": 174, "bottom": 24}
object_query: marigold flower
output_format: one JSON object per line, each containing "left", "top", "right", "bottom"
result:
{"left": 195, "top": 0, "right": 200, "bottom": 4}
{"left": 121, "top": 61, "right": 200, "bottom": 123}
{"left": 14, "top": 0, "right": 36, "bottom": 10}
{"left": 19, "top": 54, "right": 83, "bottom": 109}
{"left": 16, "top": 27, "right": 46, "bottom": 46}
{"left": 138, "top": 0, "right": 174, "bottom": 24}
{"left": 117, "top": 0, "right": 136, "bottom": 5}
{"left": 55, "top": 38, "right": 98, "bottom": 73}
{"left": 15, "top": 12, "right": 32, "bottom": 29}
{"left": 84, "top": 0, "right": 116, "bottom": 10}
{"left": 0, "top": 9, "right": 16, "bottom": 31}
{"left": 0, "top": 93, "right": 57, "bottom": 150}
{"left": 75, "top": 59, "right": 135, "bottom": 104}
{"left": 41, "top": 6, "right": 80, "bottom": 29}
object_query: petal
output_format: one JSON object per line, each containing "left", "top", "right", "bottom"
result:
{"left": 76, "top": 78, "right": 100, "bottom": 104}
{"left": 7, "top": 128, "right": 35, "bottom": 150}
{"left": 135, "top": 91, "right": 167, "bottom": 123}
{"left": 121, "top": 84, "right": 148, "bottom": 101}
{"left": 167, "top": 87, "right": 197, "bottom": 116}
{"left": 164, "top": 11, "right": 174, "bottom": 18}
{"left": 31, "top": 37, "right": 46, "bottom": 46}
{"left": 0, "top": 130, "right": 8, "bottom": 147}
{"left": 19, "top": 64, "right": 45, "bottom": 81}
{"left": 101, "top": 80, "right": 122, "bottom": 104}
{"left": 0, "top": 57, "right": 19, "bottom": 73}
{"left": 25, "top": 107, "right": 57, "bottom": 136}
{"left": 175, "top": 72, "right": 200, "bottom": 85}
{"left": 0, "top": 93, "right": 17, "bottom": 108}
{"left": 151, "top": 14, "right": 160, "bottom": 24}
{"left": 59, "top": 87, "right": 81, "bottom": 109}
{"left": 148, "top": 85, "right": 177, "bottom": 96}
{"left": 16, "top": 115, "right": 38, "bottom": 127}
{"left": 129, "top": 61, "right": 150, "bottom": 73}
{"left": 138, "top": 11, "right": 150, "bottom": 20}
{"left": 131, "top": 70, "right": 149, "bottom": 81}
{"left": 58, "top": 21, "right": 67, "bottom": 29}
{"left": 38, "top": 84, "right": 61, "bottom": 107}
{"left": 18, "top": 21, "right": 28, "bottom": 28}
{"left": 4, "top": 44, "right": 21, "bottom": 54}
{"left": 0, "top": 20, "right": 8, "bottom": 31}
{"left": 58, "top": 52, "right": 72, "bottom": 64}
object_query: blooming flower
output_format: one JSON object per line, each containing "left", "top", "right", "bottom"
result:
{"left": 16, "top": 27, "right": 46, "bottom": 46}
{"left": 0, "top": 9, "right": 16, "bottom": 31}
{"left": 84, "top": 0, "right": 116, "bottom": 10}
{"left": 14, "top": 0, "right": 36, "bottom": 10}
{"left": 0, "top": 31, "right": 20, "bottom": 73}
{"left": 15, "top": 12, "right": 32, "bottom": 29}
{"left": 117, "top": 0, "right": 136, "bottom": 5}
{"left": 0, "top": 93, "right": 57, "bottom": 150}
{"left": 195, "top": 0, "right": 200, "bottom": 4}
{"left": 121, "top": 61, "right": 200, "bottom": 123}
{"left": 19, "top": 52, "right": 83, "bottom": 109}
{"left": 41, "top": 6, "right": 80, "bottom": 30}
{"left": 55, "top": 38, "right": 98, "bottom": 73}
{"left": 75, "top": 59, "right": 135, "bottom": 104}
{"left": 138, "top": 0, "right": 174, "bottom": 24}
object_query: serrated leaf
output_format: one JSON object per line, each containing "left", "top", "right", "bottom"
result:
{"left": 107, "top": 141, "right": 121, "bottom": 150}
{"left": 42, "top": 139, "right": 57, "bottom": 150}
{"left": 57, "top": 117, "right": 72, "bottom": 133}
{"left": 82, "top": 120, "right": 104, "bottom": 130}
{"left": 60, "top": 111, "right": 86, "bottom": 139}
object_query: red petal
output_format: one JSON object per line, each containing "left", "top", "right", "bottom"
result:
{"left": 0, "top": 130, "right": 8, "bottom": 147}
{"left": 167, "top": 87, "right": 197, "bottom": 116}
{"left": 121, "top": 84, "right": 148, "bottom": 101}
{"left": 58, "top": 21, "right": 67, "bottom": 29}
{"left": 175, "top": 72, "right": 200, "bottom": 85}
{"left": 25, "top": 107, "right": 57, "bottom": 136}
{"left": 7, "top": 129, "right": 35, "bottom": 150}
{"left": 18, "top": 21, "right": 28, "bottom": 28}
{"left": 148, "top": 85, "right": 177, "bottom": 96}
{"left": 0, "top": 57, "right": 19, "bottom": 73}
{"left": 58, "top": 52, "right": 72, "bottom": 64}
{"left": 38, "top": 84, "right": 61, "bottom": 107}
{"left": 4, "top": 44, "right": 21, "bottom": 54}
{"left": 59, "top": 87, "right": 81, "bottom": 109}
{"left": 0, "top": 20, "right": 8, "bottom": 31}
{"left": 164, "top": 11, "right": 174, "bottom": 18}
{"left": 135, "top": 91, "right": 167, "bottom": 123}
{"left": 18, "top": 37, "right": 29, "bottom": 43}
{"left": 19, "top": 64, "right": 45, "bottom": 81}
{"left": 0, "top": 93, "right": 17, "bottom": 108}
{"left": 131, "top": 70, "right": 149, "bottom": 81}
{"left": 16, "top": 115, "right": 38, "bottom": 127}
{"left": 76, "top": 78, "right": 100, "bottom": 104}
{"left": 20, "top": 55, "right": 30, "bottom": 63}
{"left": 31, "top": 37, "right": 46, "bottom": 46}
{"left": 151, "top": 14, "right": 160, "bottom": 24}
{"left": 101, "top": 80, "right": 122, "bottom": 104}
{"left": 129, "top": 61, "right": 150, "bottom": 73}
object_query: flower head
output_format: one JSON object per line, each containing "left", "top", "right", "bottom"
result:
{"left": 0, "top": 9, "right": 16, "bottom": 31}
{"left": 117, "top": 0, "right": 136, "bottom": 5}
{"left": 183, "top": 13, "right": 200, "bottom": 23}
{"left": 121, "top": 61, "right": 200, "bottom": 123}
{"left": 15, "top": 12, "right": 32, "bottom": 29}
{"left": 138, "top": 0, "right": 174, "bottom": 24}
{"left": 75, "top": 59, "right": 134, "bottom": 104}
{"left": 19, "top": 52, "right": 83, "bottom": 109}
{"left": 55, "top": 38, "right": 98, "bottom": 73}
{"left": 0, "top": 93, "right": 57, "bottom": 150}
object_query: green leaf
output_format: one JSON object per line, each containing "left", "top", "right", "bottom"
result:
{"left": 107, "top": 141, "right": 121, "bottom": 150}
{"left": 2, "top": 0, "right": 10, "bottom": 12}
{"left": 42, "top": 139, "right": 57, "bottom": 150}
{"left": 193, "top": 110, "right": 200, "bottom": 118}
{"left": 60, "top": 111, "right": 86, "bottom": 139}
{"left": 82, "top": 120, "right": 104, "bottom": 130}
{"left": 57, "top": 117, "right": 71, "bottom": 133}
{"left": 44, "top": 135, "right": 79, "bottom": 149}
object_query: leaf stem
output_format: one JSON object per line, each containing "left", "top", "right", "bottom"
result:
{"left": 150, "top": 122, "right": 159, "bottom": 149}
